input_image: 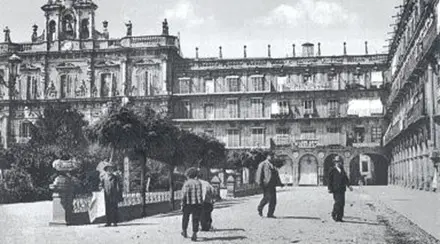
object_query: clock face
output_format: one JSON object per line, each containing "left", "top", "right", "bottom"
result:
{"left": 62, "top": 41, "right": 73, "bottom": 51}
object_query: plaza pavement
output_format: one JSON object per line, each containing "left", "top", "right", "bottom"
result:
{"left": 0, "top": 186, "right": 438, "bottom": 243}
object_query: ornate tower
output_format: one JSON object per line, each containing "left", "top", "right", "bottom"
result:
{"left": 41, "top": 0, "right": 97, "bottom": 42}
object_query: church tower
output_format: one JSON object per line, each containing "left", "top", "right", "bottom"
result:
{"left": 41, "top": 0, "right": 97, "bottom": 42}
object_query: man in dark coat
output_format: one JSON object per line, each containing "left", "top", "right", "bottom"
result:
{"left": 100, "top": 163, "right": 123, "bottom": 227}
{"left": 328, "top": 155, "right": 353, "bottom": 222}
{"left": 256, "top": 151, "right": 283, "bottom": 218}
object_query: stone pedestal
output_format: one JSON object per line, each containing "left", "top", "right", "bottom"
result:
{"left": 210, "top": 175, "right": 221, "bottom": 200}
{"left": 49, "top": 159, "right": 79, "bottom": 226}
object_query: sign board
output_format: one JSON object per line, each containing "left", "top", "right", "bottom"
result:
{"left": 88, "top": 191, "right": 106, "bottom": 223}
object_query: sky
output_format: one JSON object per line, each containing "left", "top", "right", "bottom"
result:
{"left": 0, "top": 0, "right": 401, "bottom": 58}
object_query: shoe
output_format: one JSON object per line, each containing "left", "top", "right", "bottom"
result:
{"left": 181, "top": 231, "right": 188, "bottom": 238}
{"left": 191, "top": 232, "right": 197, "bottom": 241}
{"left": 258, "top": 209, "right": 263, "bottom": 217}
{"left": 336, "top": 219, "right": 344, "bottom": 222}
{"left": 104, "top": 223, "right": 111, "bottom": 227}
{"left": 267, "top": 215, "right": 276, "bottom": 218}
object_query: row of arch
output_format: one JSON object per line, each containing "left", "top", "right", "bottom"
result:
{"left": 277, "top": 152, "right": 388, "bottom": 186}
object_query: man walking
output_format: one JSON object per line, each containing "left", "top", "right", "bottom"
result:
{"left": 100, "top": 162, "right": 123, "bottom": 227}
{"left": 256, "top": 151, "right": 282, "bottom": 218}
{"left": 181, "top": 167, "right": 203, "bottom": 241}
{"left": 328, "top": 155, "right": 353, "bottom": 222}
{"left": 198, "top": 171, "right": 215, "bottom": 231}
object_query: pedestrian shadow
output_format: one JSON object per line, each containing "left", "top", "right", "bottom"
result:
{"left": 97, "top": 223, "right": 159, "bottom": 228}
{"left": 211, "top": 228, "right": 245, "bottom": 232}
{"left": 277, "top": 216, "right": 321, "bottom": 220}
{"left": 198, "top": 236, "right": 247, "bottom": 242}
{"left": 342, "top": 220, "right": 383, "bottom": 226}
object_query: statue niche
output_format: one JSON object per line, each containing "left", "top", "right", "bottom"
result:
{"left": 48, "top": 20, "right": 56, "bottom": 41}
{"left": 62, "top": 14, "right": 75, "bottom": 39}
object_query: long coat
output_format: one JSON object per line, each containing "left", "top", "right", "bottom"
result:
{"left": 100, "top": 172, "right": 123, "bottom": 203}
{"left": 328, "top": 167, "right": 350, "bottom": 193}
{"left": 256, "top": 160, "right": 282, "bottom": 188}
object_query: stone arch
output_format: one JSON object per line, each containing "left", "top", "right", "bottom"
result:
{"left": 323, "top": 153, "right": 344, "bottom": 186}
{"left": 48, "top": 20, "right": 57, "bottom": 41}
{"left": 277, "top": 155, "right": 295, "bottom": 186}
{"left": 349, "top": 152, "right": 389, "bottom": 185}
{"left": 80, "top": 18, "right": 90, "bottom": 39}
{"left": 298, "top": 154, "right": 319, "bottom": 186}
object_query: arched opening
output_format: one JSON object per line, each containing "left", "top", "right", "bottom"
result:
{"left": 62, "top": 14, "right": 75, "bottom": 38}
{"left": 80, "top": 19, "right": 90, "bottom": 39}
{"left": 278, "top": 155, "right": 294, "bottom": 186}
{"left": 323, "top": 154, "right": 344, "bottom": 186}
{"left": 298, "top": 154, "right": 318, "bottom": 186}
{"left": 349, "top": 153, "right": 389, "bottom": 185}
{"left": 100, "top": 73, "right": 111, "bottom": 97}
{"left": 48, "top": 20, "right": 56, "bottom": 41}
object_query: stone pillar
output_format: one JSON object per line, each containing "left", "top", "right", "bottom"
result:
{"left": 226, "top": 175, "right": 235, "bottom": 198}
{"left": 210, "top": 175, "right": 221, "bottom": 200}
{"left": 49, "top": 159, "right": 78, "bottom": 226}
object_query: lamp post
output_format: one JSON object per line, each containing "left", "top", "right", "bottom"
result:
{"left": 5, "top": 54, "right": 21, "bottom": 148}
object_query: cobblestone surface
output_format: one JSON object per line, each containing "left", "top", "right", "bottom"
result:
{"left": 0, "top": 187, "right": 438, "bottom": 244}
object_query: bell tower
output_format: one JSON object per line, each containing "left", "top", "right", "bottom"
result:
{"left": 41, "top": 0, "right": 97, "bottom": 42}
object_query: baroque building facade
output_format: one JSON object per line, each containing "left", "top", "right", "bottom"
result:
{"left": 384, "top": 0, "right": 440, "bottom": 192}
{"left": 0, "top": 0, "right": 413, "bottom": 188}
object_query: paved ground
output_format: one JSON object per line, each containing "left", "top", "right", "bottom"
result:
{"left": 0, "top": 186, "right": 438, "bottom": 244}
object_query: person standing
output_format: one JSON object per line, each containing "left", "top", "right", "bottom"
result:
{"left": 256, "top": 151, "right": 282, "bottom": 218}
{"left": 181, "top": 167, "right": 203, "bottom": 241}
{"left": 100, "top": 163, "right": 123, "bottom": 227}
{"left": 327, "top": 155, "right": 353, "bottom": 222}
{"left": 198, "top": 172, "right": 215, "bottom": 231}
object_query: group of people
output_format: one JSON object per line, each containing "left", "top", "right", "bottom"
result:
{"left": 98, "top": 152, "right": 353, "bottom": 239}
{"left": 255, "top": 152, "right": 353, "bottom": 222}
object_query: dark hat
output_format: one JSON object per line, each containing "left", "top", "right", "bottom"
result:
{"left": 185, "top": 167, "right": 199, "bottom": 179}
{"left": 265, "top": 151, "right": 275, "bottom": 157}
{"left": 333, "top": 155, "right": 343, "bottom": 162}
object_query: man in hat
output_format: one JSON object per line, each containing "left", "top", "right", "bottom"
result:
{"left": 328, "top": 155, "right": 353, "bottom": 222}
{"left": 181, "top": 167, "right": 203, "bottom": 241}
{"left": 100, "top": 162, "right": 123, "bottom": 227}
{"left": 256, "top": 151, "right": 283, "bottom": 218}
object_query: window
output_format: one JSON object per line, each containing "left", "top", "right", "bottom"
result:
{"left": 179, "top": 78, "right": 191, "bottom": 94}
{"left": 361, "top": 160, "right": 369, "bottom": 172}
{"left": 204, "top": 103, "right": 214, "bottom": 119}
{"left": 327, "top": 126, "right": 340, "bottom": 133}
{"left": 251, "top": 75, "right": 264, "bottom": 91}
{"left": 227, "top": 76, "right": 240, "bottom": 92}
{"left": 19, "top": 121, "right": 32, "bottom": 138}
{"left": 182, "top": 100, "right": 192, "bottom": 119}
{"left": 250, "top": 98, "right": 263, "bottom": 118}
{"left": 227, "top": 99, "right": 239, "bottom": 118}
{"left": 251, "top": 128, "right": 265, "bottom": 147}
{"left": 279, "top": 101, "right": 290, "bottom": 115}
{"left": 100, "top": 73, "right": 111, "bottom": 97}
{"left": 205, "top": 80, "right": 214, "bottom": 93}
{"left": 26, "top": 76, "right": 38, "bottom": 100}
{"left": 227, "top": 129, "right": 240, "bottom": 147}
{"left": 371, "top": 71, "right": 383, "bottom": 88}
{"left": 277, "top": 76, "right": 287, "bottom": 91}
{"left": 371, "top": 126, "right": 382, "bottom": 143}
{"left": 300, "top": 128, "right": 316, "bottom": 140}
{"left": 360, "top": 155, "right": 370, "bottom": 173}
{"left": 276, "top": 128, "right": 290, "bottom": 145}
{"left": 328, "top": 100, "right": 339, "bottom": 116}
{"left": 304, "top": 100, "right": 315, "bottom": 115}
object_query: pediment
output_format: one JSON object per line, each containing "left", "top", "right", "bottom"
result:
{"left": 134, "top": 59, "right": 160, "bottom": 66}
{"left": 56, "top": 62, "right": 79, "bottom": 69}
{"left": 95, "top": 60, "right": 119, "bottom": 68}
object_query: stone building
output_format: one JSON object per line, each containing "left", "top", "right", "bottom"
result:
{"left": 384, "top": 0, "right": 440, "bottom": 191}
{"left": 173, "top": 43, "right": 389, "bottom": 186}
{"left": 0, "top": 0, "right": 394, "bottom": 187}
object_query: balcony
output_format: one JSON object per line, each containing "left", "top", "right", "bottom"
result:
{"left": 387, "top": 7, "right": 437, "bottom": 108}
{"left": 294, "top": 139, "right": 319, "bottom": 149}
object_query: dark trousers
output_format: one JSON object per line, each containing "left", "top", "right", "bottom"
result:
{"left": 257, "top": 186, "right": 277, "bottom": 216}
{"left": 332, "top": 192, "right": 346, "bottom": 220}
{"left": 182, "top": 204, "right": 202, "bottom": 233}
{"left": 104, "top": 196, "right": 119, "bottom": 225}
{"left": 200, "top": 203, "right": 213, "bottom": 231}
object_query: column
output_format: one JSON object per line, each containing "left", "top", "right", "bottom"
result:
{"left": 422, "top": 156, "right": 428, "bottom": 190}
